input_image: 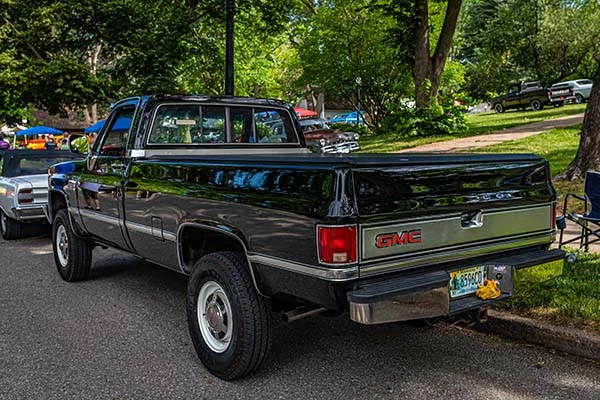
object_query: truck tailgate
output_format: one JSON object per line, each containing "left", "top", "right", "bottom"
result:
{"left": 350, "top": 154, "right": 555, "bottom": 274}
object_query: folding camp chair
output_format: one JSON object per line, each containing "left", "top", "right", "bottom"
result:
{"left": 557, "top": 170, "right": 600, "bottom": 252}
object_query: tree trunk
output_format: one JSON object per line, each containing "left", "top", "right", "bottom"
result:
{"left": 413, "top": 0, "right": 463, "bottom": 108}
{"left": 413, "top": 0, "right": 432, "bottom": 108}
{"left": 562, "top": 60, "right": 600, "bottom": 180}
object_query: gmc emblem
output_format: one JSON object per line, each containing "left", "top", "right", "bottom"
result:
{"left": 375, "top": 230, "right": 422, "bottom": 248}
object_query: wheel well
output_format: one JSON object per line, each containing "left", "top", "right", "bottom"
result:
{"left": 179, "top": 226, "right": 247, "bottom": 274}
{"left": 49, "top": 190, "right": 67, "bottom": 222}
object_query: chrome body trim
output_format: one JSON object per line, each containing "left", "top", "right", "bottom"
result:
{"left": 125, "top": 220, "right": 177, "bottom": 242}
{"left": 361, "top": 203, "right": 554, "bottom": 262}
{"left": 176, "top": 222, "right": 267, "bottom": 297}
{"left": 79, "top": 208, "right": 121, "bottom": 225}
{"left": 248, "top": 253, "right": 359, "bottom": 281}
{"left": 9, "top": 204, "right": 48, "bottom": 221}
{"left": 359, "top": 232, "right": 553, "bottom": 278}
{"left": 349, "top": 286, "right": 450, "bottom": 324}
{"left": 321, "top": 141, "right": 360, "bottom": 154}
{"left": 141, "top": 148, "right": 311, "bottom": 157}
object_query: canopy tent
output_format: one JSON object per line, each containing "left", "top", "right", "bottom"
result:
{"left": 84, "top": 117, "right": 131, "bottom": 133}
{"left": 294, "top": 107, "right": 318, "bottom": 118}
{"left": 15, "top": 125, "right": 63, "bottom": 136}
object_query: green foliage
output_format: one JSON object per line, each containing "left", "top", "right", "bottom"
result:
{"left": 295, "top": 0, "right": 413, "bottom": 130}
{"left": 0, "top": 0, "right": 300, "bottom": 124}
{"left": 381, "top": 100, "right": 469, "bottom": 138}
{"left": 329, "top": 122, "right": 371, "bottom": 136}
{"left": 500, "top": 252, "right": 600, "bottom": 328}
{"left": 458, "top": 0, "right": 600, "bottom": 101}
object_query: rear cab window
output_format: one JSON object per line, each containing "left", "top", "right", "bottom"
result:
{"left": 146, "top": 103, "right": 299, "bottom": 146}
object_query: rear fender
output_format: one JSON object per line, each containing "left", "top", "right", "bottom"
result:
{"left": 177, "top": 222, "right": 266, "bottom": 297}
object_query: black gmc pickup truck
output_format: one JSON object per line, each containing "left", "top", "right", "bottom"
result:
{"left": 48, "top": 95, "right": 564, "bottom": 380}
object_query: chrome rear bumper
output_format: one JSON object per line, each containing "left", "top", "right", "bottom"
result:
{"left": 348, "top": 248, "right": 565, "bottom": 324}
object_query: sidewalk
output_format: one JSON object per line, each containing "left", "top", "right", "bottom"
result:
{"left": 398, "top": 113, "right": 584, "bottom": 153}
{"left": 395, "top": 111, "right": 600, "bottom": 360}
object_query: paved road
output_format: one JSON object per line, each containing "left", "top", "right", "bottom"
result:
{"left": 1, "top": 235, "right": 599, "bottom": 400}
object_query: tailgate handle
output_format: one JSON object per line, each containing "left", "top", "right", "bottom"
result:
{"left": 461, "top": 211, "right": 483, "bottom": 229}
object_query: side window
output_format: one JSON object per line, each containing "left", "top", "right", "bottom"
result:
{"left": 254, "top": 109, "right": 296, "bottom": 143}
{"left": 149, "top": 104, "right": 201, "bottom": 144}
{"left": 146, "top": 104, "right": 298, "bottom": 145}
{"left": 97, "top": 106, "right": 134, "bottom": 156}
{"left": 508, "top": 85, "right": 520, "bottom": 94}
{"left": 201, "top": 107, "right": 226, "bottom": 143}
{"left": 231, "top": 107, "right": 253, "bottom": 143}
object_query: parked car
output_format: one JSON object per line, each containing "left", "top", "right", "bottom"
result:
{"left": 491, "top": 80, "right": 552, "bottom": 113}
{"left": 0, "top": 149, "right": 81, "bottom": 239}
{"left": 549, "top": 79, "right": 593, "bottom": 104}
{"left": 298, "top": 117, "right": 360, "bottom": 153}
{"left": 329, "top": 110, "right": 366, "bottom": 125}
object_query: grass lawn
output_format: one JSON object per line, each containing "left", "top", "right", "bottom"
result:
{"left": 359, "top": 103, "right": 586, "bottom": 153}
{"left": 466, "top": 103, "right": 587, "bottom": 135}
{"left": 463, "top": 125, "right": 599, "bottom": 331}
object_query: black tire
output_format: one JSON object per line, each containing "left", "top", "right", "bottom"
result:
{"left": 187, "top": 251, "right": 271, "bottom": 380}
{"left": 0, "top": 209, "right": 23, "bottom": 240}
{"left": 52, "top": 209, "right": 92, "bottom": 281}
{"left": 575, "top": 94, "right": 584, "bottom": 104}
{"left": 493, "top": 103, "right": 504, "bottom": 113}
{"left": 530, "top": 99, "right": 543, "bottom": 111}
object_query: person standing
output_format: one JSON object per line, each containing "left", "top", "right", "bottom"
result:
{"left": 0, "top": 132, "right": 12, "bottom": 150}
{"left": 45, "top": 134, "right": 57, "bottom": 150}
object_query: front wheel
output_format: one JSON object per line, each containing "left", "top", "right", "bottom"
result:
{"left": 187, "top": 251, "right": 272, "bottom": 380}
{"left": 530, "top": 99, "right": 543, "bottom": 111}
{"left": 575, "top": 94, "right": 584, "bottom": 104}
{"left": 1, "top": 210, "right": 23, "bottom": 240}
{"left": 52, "top": 209, "right": 92, "bottom": 281}
{"left": 493, "top": 103, "right": 504, "bottom": 113}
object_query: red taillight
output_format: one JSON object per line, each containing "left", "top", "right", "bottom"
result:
{"left": 317, "top": 225, "right": 357, "bottom": 265}
{"left": 18, "top": 188, "right": 34, "bottom": 204}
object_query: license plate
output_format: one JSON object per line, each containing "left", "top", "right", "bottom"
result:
{"left": 449, "top": 266, "right": 487, "bottom": 298}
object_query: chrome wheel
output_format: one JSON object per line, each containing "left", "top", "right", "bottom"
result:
{"left": 197, "top": 280, "right": 233, "bottom": 353}
{"left": 55, "top": 224, "right": 69, "bottom": 267}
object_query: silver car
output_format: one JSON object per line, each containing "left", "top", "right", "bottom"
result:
{"left": 550, "top": 79, "right": 594, "bottom": 104}
{"left": 0, "top": 149, "right": 81, "bottom": 239}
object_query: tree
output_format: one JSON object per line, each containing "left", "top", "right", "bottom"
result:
{"left": 413, "top": 0, "right": 463, "bottom": 108}
{"left": 295, "top": 0, "right": 412, "bottom": 129}
{"left": 457, "top": 0, "right": 600, "bottom": 101}
{"left": 561, "top": 57, "right": 600, "bottom": 179}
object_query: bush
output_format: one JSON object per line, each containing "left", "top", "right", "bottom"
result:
{"left": 328, "top": 122, "right": 371, "bottom": 136}
{"left": 381, "top": 101, "right": 469, "bottom": 137}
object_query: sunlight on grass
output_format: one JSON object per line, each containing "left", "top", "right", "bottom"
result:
{"left": 360, "top": 103, "right": 586, "bottom": 153}
{"left": 465, "top": 103, "right": 587, "bottom": 134}
{"left": 501, "top": 253, "right": 600, "bottom": 330}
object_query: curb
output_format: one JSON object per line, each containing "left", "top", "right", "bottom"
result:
{"left": 476, "top": 310, "right": 600, "bottom": 361}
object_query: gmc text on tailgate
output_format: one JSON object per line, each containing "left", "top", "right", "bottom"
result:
{"left": 48, "top": 95, "right": 565, "bottom": 380}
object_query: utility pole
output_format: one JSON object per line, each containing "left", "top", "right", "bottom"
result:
{"left": 225, "top": 0, "right": 235, "bottom": 95}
